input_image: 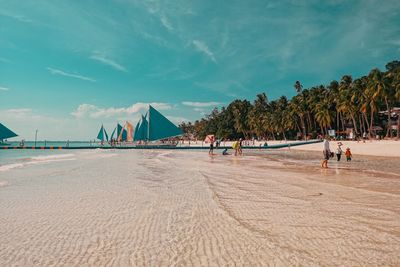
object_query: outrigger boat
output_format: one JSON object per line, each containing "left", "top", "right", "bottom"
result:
{"left": 96, "top": 124, "right": 109, "bottom": 145}
{"left": 0, "top": 123, "right": 18, "bottom": 146}
{"left": 133, "top": 105, "right": 183, "bottom": 147}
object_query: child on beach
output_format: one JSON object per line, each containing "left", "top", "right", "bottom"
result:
{"left": 345, "top": 147, "right": 352, "bottom": 161}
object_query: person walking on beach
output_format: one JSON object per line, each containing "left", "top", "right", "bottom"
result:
{"left": 233, "top": 140, "right": 239, "bottom": 156}
{"left": 238, "top": 138, "right": 243, "bottom": 155}
{"left": 322, "top": 137, "right": 331, "bottom": 168}
{"left": 345, "top": 147, "right": 352, "bottom": 161}
{"left": 209, "top": 140, "right": 214, "bottom": 155}
{"left": 336, "top": 142, "right": 343, "bottom": 161}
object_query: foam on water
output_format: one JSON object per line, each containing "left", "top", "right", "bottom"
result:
{"left": 0, "top": 153, "right": 76, "bottom": 172}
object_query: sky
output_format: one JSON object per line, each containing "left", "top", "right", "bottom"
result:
{"left": 1, "top": 0, "right": 400, "bottom": 140}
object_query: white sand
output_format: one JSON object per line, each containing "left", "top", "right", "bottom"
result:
{"left": 289, "top": 140, "right": 400, "bottom": 157}
{"left": 0, "top": 149, "right": 399, "bottom": 266}
{"left": 181, "top": 139, "right": 400, "bottom": 157}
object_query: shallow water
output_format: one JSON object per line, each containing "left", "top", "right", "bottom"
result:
{"left": 0, "top": 149, "right": 399, "bottom": 266}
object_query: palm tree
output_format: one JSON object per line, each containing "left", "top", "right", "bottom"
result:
{"left": 290, "top": 95, "right": 307, "bottom": 140}
{"left": 294, "top": 81, "right": 303, "bottom": 93}
{"left": 338, "top": 75, "right": 359, "bottom": 136}
{"left": 314, "top": 98, "right": 334, "bottom": 135}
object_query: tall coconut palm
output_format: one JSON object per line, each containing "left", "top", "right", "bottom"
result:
{"left": 294, "top": 81, "right": 303, "bottom": 93}
{"left": 314, "top": 98, "right": 334, "bottom": 135}
{"left": 338, "top": 75, "right": 359, "bottom": 135}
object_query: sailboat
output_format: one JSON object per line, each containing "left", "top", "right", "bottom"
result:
{"left": 97, "top": 125, "right": 109, "bottom": 145}
{"left": 133, "top": 105, "right": 183, "bottom": 146}
{"left": 0, "top": 123, "right": 18, "bottom": 146}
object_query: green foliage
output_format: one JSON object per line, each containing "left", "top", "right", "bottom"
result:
{"left": 181, "top": 60, "right": 400, "bottom": 140}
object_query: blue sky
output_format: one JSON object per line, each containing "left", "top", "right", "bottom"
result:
{"left": 1, "top": 0, "right": 399, "bottom": 140}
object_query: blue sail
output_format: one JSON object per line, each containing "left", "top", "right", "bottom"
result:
{"left": 0, "top": 123, "right": 18, "bottom": 140}
{"left": 110, "top": 127, "right": 116, "bottom": 140}
{"left": 148, "top": 105, "right": 183, "bottom": 141}
{"left": 117, "top": 123, "right": 123, "bottom": 138}
{"left": 122, "top": 128, "right": 127, "bottom": 141}
{"left": 97, "top": 125, "right": 109, "bottom": 141}
{"left": 104, "top": 128, "right": 109, "bottom": 141}
{"left": 134, "top": 115, "right": 148, "bottom": 141}
{"left": 133, "top": 121, "right": 141, "bottom": 141}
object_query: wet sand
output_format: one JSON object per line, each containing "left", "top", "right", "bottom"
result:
{"left": 1, "top": 149, "right": 399, "bottom": 266}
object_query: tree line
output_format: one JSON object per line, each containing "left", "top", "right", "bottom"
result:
{"left": 180, "top": 60, "right": 400, "bottom": 140}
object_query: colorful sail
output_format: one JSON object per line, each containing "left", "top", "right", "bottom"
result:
{"left": 148, "top": 105, "right": 183, "bottom": 141}
{"left": 0, "top": 123, "right": 18, "bottom": 141}
{"left": 117, "top": 123, "right": 128, "bottom": 142}
{"left": 126, "top": 122, "right": 134, "bottom": 142}
{"left": 96, "top": 125, "right": 108, "bottom": 141}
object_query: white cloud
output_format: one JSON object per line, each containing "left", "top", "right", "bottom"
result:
{"left": 167, "top": 116, "right": 189, "bottom": 124}
{"left": 0, "top": 86, "right": 10, "bottom": 91}
{"left": 160, "top": 15, "right": 173, "bottom": 31}
{"left": 71, "top": 102, "right": 172, "bottom": 119}
{"left": 47, "top": 67, "right": 96, "bottom": 82}
{"left": 90, "top": 52, "right": 128, "bottom": 72}
{"left": 182, "top": 101, "right": 221, "bottom": 107}
{"left": 192, "top": 40, "right": 216, "bottom": 62}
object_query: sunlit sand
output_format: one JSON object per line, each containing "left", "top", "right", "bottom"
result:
{"left": 1, "top": 149, "right": 399, "bottom": 266}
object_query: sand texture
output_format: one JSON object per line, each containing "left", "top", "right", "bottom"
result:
{"left": 1, "top": 149, "right": 399, "bottom": 266}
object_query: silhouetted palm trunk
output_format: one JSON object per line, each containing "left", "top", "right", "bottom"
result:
{"left": 385, "top": 98, "right": 391, "bottom": 138}
{"left": 369, "top": 109, "right": 374, "bottom": 138}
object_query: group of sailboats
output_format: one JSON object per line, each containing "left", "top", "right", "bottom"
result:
{"left": 96, "top": 105, "right": 183, "bottom": 147}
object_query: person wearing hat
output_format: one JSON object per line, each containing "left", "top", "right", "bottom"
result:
{"left": 321, "top": 137, "right": 331, "bottom": 168}
{"left": 336, "top": 142, "right": 343, "bottom": 161}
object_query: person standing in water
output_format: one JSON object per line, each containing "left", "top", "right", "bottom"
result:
{"left": 345, "top": 147, "right": 352, "bottom": 161}
{"left": 209, "top": 140, "right": 214, "bottom": 155}
{"left": 238, "top": 138, "right": 243, "bottom": 155}
{"left": 322, "top": 137, "right": 331, "bottom": 168}
{"left": 336, "top": 142, "right": 343, "bottom": 161}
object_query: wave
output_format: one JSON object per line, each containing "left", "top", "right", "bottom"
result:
{"left": 0, "top": 154, "right": 76, "bottom": 172}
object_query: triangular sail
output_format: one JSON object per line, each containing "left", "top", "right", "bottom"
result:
{"left": 126, "top": 122, "right": 134, "bottom": 142}
{"left": 133, "top": 121, "right": 141, "bottom": 141}
{"left": 97, "top": 125, "right": 109, "bottom": 142}
{"left": 134, "top": 115, "right": 148, "bottom": 141}
{"left": 148, "top": 105, "right": 183, "bottom": 141}
{"left": 0, "top": 123, "right": 18, "bottom": 141}
{"left": 110, "top": 127, "right": 116, "bottom": 140}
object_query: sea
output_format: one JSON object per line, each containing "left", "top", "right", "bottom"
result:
{"left": 0, "top": 141, "right": 93, "bottom": 170}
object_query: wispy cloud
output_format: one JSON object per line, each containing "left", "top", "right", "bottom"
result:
{"left": 182, "top": 101, "right": 221, "bottom": 107}
{"left": 71, "top": 102, "right": 172, "bottom": 119}
{"left": 0, "top": 11, "right": 32, "bottom": 23}
{"left": 192, "top": 40, "right": 216, "bottom": 63}
{"left": 90, "top": 52, "right": 128, "bottom": 72}
{"left": 160, "top": 15, "right": 173, "bottom": 31}
{"left": 47, "top": 67, "right": 96, "bottom": 82}
{"left": 0, "top": 86, "right": 10, "bottom": 91}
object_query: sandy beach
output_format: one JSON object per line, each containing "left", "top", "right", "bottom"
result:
{"left": 1, "top": 148, "right": 400, "bottom": 266}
